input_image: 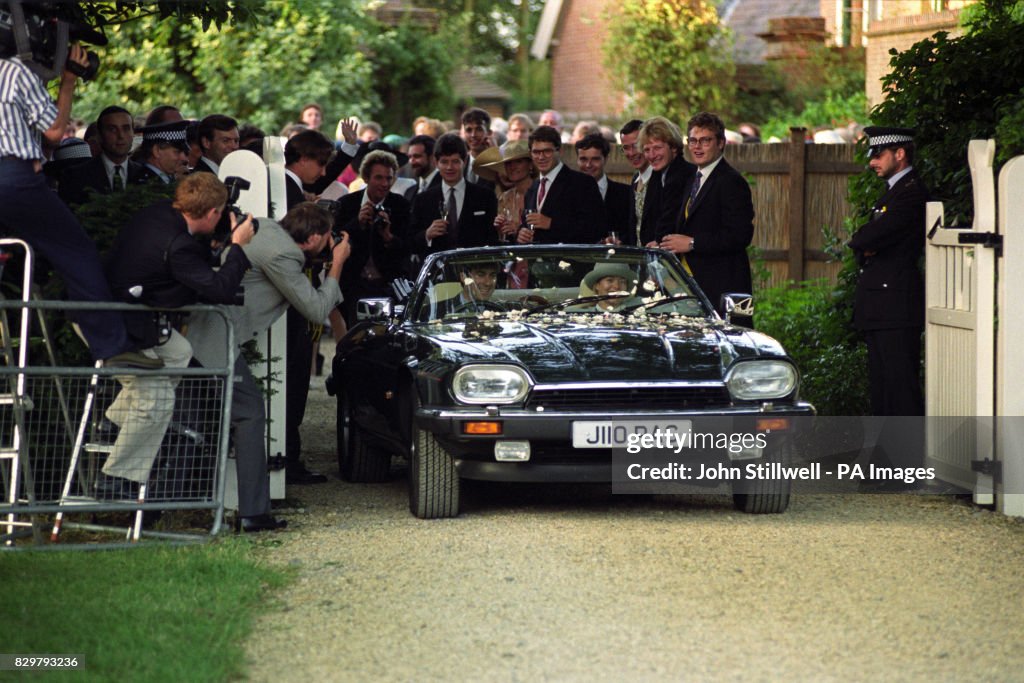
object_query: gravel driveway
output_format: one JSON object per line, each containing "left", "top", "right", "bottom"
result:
{"left": 244, "top": 349, "right": 1024, "bottom": 682}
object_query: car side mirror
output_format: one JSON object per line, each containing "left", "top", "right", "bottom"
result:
{"left": 721, "top": 293, "right": 754, "bottom": 328}
{"left": 357, "top": 297, "right": 394, "bottom": 321}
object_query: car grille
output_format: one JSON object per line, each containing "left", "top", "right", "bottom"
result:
{"left": 526, "top": 385, "right": 731, "bottom": 411}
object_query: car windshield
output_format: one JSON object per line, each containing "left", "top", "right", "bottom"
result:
{"left": 410, "top": 247, "right": 709, "bottom": 323}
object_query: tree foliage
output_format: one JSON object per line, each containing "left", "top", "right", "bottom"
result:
{"left": 72, "top": 0, "right": 457, "bottom": 134}
{"left": 601, "top": 0, "right": 735, "bottom": 124}
{"left": 866, "top": 3, "right": 1024, "bottom": 225}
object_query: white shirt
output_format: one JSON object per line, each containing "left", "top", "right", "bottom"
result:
{"left": 419, "top": 168, "right": 439, "bottom": 192}
{"left": 101, "top": 154, "right": 128, "bottom": 190}
{"left": 596, "top": 173, "right": 608, "bottom": 200}
{"left": 426, "top": 178, "right": 467, "bottom": 247}
{"left": 888, "top": 165, "right": 913, "bottom": 189}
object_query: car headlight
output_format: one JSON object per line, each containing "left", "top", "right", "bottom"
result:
{"left": 725, "top": 361, "right": 798, "bottom": 400}
{"left": 452, "top": 365, "right": 531, "bottom": 404}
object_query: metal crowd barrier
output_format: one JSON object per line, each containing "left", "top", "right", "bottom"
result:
{"left": 0, "top": 298, "right": 236, "bottom": 549}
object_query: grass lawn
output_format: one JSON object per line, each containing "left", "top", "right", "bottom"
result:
{"left": 0, "top": 538, "right": 289, "bottom": 682}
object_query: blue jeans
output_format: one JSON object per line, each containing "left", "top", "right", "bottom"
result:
{"left": 0, "top": 157, "right": 131, "bottom": 360}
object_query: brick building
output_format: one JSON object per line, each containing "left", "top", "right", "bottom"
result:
{"left": 818, "top": 0, "right": 977, "bottom": 107}
{"left": 530, "top": 0, "right": 821, "bottom": 121}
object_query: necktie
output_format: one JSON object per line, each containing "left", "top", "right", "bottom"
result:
{"left": 446, "top": 187, "right": 458, "bottom": 223}
{"left": 538, "top": 177, "right": 548, "bottom": 207}
{"left": 634, "top": 177, "right": 647, "bottom": 227}
{"left": 685, "top": 171, "right": 701, "bottom": 219}
{"left": 446, "top": 187, "right": 458, "bottom": 244}
{"left": 112, "top": 165, "right": 124, "bottom": 192}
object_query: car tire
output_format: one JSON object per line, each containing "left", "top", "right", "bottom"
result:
{"left": 408, "top": 396, "right": 460, "bottom": 519}
{"left": 337, "top": 391, "right": 390, "bottom": 483}
{"left": 732, "top": 437, "right": 792, "bottom": 514}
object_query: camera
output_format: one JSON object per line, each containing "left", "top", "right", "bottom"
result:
{"left": 371, "top": 202, "right": 390, "bottom": 231}
{"left": 1, "top": 2, "right": 104, "bottom": 81}
{"left": 314, "top": 198, "right": 346, "bottom": 241}
{"left": 222, "top": 176, "right": 260, "bottom": 235}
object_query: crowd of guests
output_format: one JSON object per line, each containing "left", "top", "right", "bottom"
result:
{"left": 17, "top": 44, "right": 764, "bottom": 531}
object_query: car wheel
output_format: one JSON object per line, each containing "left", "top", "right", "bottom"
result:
{"left": 337, "top": 390, "right": 390, "bottom": 483}
{"left": 732, "top": 437, "right": 793, "bottom": 514}
{"left": 408, "top": 396, "right": 460, "bottom": 519}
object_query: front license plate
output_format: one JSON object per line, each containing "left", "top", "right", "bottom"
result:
{"left": 572, "top": 420, "right": 693, "bottom": 448}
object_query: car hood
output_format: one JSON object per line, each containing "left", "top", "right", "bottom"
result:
{"left": 413, "top": 315, "right": 787, "bottom": 383}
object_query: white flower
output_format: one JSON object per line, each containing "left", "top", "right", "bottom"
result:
{"left": 558, "top": 260, "right": 571, "bottom": 270}
{"left": 643, "top": 279, "right": 658, "bottom": 292}
{"left": 607, "top": 249, "right": 616, "bottom": 255}
{"left": 481, "top": 310, "right": 495, "bottom": 319}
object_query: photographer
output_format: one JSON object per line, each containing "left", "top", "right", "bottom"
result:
{"left": 97, "top": 173, "right": 254, "bottom": 500}
{"left": 187, "top": 202, "right": 350, "bottom": 531}
{"left": 332, "top": 149, "right": 410, "bottom": 326}
{"left": 0, "top": 38, "right": 160, "bottom": 369}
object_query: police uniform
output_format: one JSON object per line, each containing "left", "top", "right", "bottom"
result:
{"left": 849, "top": 127, "right": 928, "bottom": 416}
{"left": 138, "top": 119, "right": 192, "bottom": 184}
{"left": 101, "top": 200, "right": 251, "bottom": 487}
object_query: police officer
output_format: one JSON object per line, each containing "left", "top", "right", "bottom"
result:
{"left": 849, "top": 126, "right": 928, "bottom": 416}
{"left": 0, "top": 42, "right": 160, "bottom": 369}
{"left": 97, "top": 175, "right": 265, "bottom": 518}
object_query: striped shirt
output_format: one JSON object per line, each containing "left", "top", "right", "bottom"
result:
{"left": 0, "top": 57, "right": 57, "bottom": 161}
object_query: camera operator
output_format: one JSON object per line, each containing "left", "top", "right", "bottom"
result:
{"left": 187, "top": 202, "right": 350, "bottom": 531}
{"left": 96, "top": 173, "right": 255, "bottom": 500}
{"left": 332, "top": 149, "right": 411, "bottom": 326}
{"left": 0, "top": 40, "right": 161, "bottom": 370}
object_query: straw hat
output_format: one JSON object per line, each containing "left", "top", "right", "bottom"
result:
{"left": 476, "top": 141, "right": 532, "bottom": 183}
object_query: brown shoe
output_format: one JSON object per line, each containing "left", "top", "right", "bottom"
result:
{"left": 104, "top": 351, "right": 164, "bottom": 369}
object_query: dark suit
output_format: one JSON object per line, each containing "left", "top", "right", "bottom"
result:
{"left": 604, "top": 178, "right": 632, "bottom": 239}
{"left": 190, "top": 158, "right": 218, "bottom": 175}
{"left": 523, "top": 165, "right": 605, "bottom": 244}
{"left": 849, "top": 169, "right": 928, "bottom": 416}
{"left": 58, "top": 156, "right": 146, "bottom": 205}
{"left": 651, "top": 155, "right": 697, "bottom": 241}
{"left": 410, "top": 182, "right": 498, "bottom": 255}
{"left": 306, "top": 146, "right": 354, "bottom": 195}
{"left": 333, "top": 189, "right": 411, "bottom": 325}
{"left": 673, "top": 158, "right": 754, "bottom": 317}
{"left": 286, "top": 173, "right": 306, "bottom": 208}
{"left": 106, "top": 200, "right": 251, "bottom": 342}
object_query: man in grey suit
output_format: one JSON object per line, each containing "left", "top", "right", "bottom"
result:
{"left": 187, "top": 202, "right": 350, "bottom": 532}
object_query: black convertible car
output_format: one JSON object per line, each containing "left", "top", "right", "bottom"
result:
{"left": 327, "top": 245, "right": 814, "bottom": 518}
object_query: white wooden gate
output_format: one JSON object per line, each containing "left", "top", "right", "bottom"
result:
{"left": 218, "top": 142, "right": 289, "bottom": 506}
{"left": 926, "top": 140, "right": 1024, "bottom": 516}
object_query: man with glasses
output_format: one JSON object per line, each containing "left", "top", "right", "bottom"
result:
{"left": 637, "top": 116, "right": 696, "bottom": 246}
{"left": 518, "top": 125, "right": 604, "bottom": 245}
{"left": 659, "top": 112, "right": 753, "bottom": 318}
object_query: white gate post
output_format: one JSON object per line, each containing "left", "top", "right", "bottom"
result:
{"left": 924, "top": 140, "right": 997, "bottom": 503}
{"left": 996, "top": 154, "right": 1024, "bottom": 517}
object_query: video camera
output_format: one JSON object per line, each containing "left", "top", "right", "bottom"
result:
{"left": 222, "top": 176, "right": 260, "bottom": 236}
{"left": 0, "top": 2, "right": 104, "bottom": 81}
